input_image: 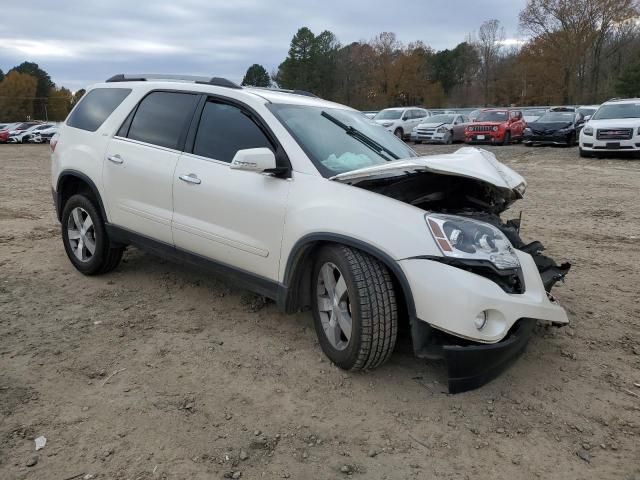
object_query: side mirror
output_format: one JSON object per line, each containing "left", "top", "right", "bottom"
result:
{"left": 584, "top": 115, "right": 591, "bottom": 121}
{"left": 230, "top": 148, "right": 277, "bottom": 173}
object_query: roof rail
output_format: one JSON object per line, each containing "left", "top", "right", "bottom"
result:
{"left": 248, "top": 86, "right": 318, "bottom": 98}
{"left": 105, "top": 74, "right": 241, "bottom": 89}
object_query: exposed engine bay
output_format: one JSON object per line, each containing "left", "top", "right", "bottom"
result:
{"left": 348, "top": 170, "right": 571, "bottom": 293}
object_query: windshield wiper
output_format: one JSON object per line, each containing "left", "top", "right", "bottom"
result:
{"left": 321, "top": 111, "right": 399, "bottom": 162}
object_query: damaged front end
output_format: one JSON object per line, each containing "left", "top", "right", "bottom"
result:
{"left": 332, "top": 147, "right": 571, "bottom": 392}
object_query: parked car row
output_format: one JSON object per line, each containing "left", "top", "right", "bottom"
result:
{"left": 0, "top": 122, "right": 59, "bottom": 144}
{"left": 367, "top": 103, "right": 608, "bottom": 150}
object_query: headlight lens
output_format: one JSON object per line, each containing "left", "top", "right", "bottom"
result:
{"left": 524, "top": 127, "right": 532, "bottom": 134}
{"left": 426, "top": 213, "right": 520, "bottom": 270}
{"left": 492, "top": 126, "right": 499, "bottom": 131}
{"left": 437, "top": 126, "right": 449, "bottom": 133}
{"left": 583, "top": 126, "right": 593, "bottom": 136}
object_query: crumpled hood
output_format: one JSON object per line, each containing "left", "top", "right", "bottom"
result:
{"left": 416, "top": 122, "right": 447, "bottom": 129}
{"left": 330, "top": 147, "right": 526, "bottom": 194}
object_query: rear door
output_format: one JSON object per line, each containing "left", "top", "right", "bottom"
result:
{"left": 103, "top": 91, "right": 200, "bottom": 244}
{"left": 172, "top": 98, "right": 290, "bottom": 280}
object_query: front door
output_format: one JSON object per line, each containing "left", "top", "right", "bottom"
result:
{"left": 172, "top": 99, "right": 290, "bottom": 281}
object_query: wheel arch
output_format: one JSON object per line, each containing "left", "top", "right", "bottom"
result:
{"left": 55, "top": 170, "right": 108, "bottom": 223}
{"left": 279, "top": 233, "right": 416, "bottom": 322}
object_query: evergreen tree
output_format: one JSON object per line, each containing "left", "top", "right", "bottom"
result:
{"left": 241, "top": 64, "right": 272, "bottom": 87}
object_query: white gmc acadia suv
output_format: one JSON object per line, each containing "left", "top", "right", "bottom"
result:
{"left": 51, "top": 74, "right": 571, "bottom": 392}
{"left": 579, "top": 98, "right": 640, "bottom": 157}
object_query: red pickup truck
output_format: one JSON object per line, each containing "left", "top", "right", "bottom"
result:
{"left": 465, "top": 109, "right": 525, "bottom": 145}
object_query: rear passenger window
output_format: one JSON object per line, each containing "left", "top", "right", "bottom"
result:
{"left": 193, "top": 100, "right": 273, "bottom": 163}
{"left": 127, "top": 91, "right": 199, "bottom": 150}
{"left": 66, "top": 88, "right": 131, "bottom": 132}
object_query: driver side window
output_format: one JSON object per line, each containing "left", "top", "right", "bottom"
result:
{"left": 193, "top": 100, "right": 274, "bottom": 163}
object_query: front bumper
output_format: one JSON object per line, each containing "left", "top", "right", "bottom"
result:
{"left": 410, "top": 132, "right": 448, "bottom": 143}
{"left": 400, "top": 250, "right": 568, "bottom": 392}
{"left": 579, "top": 136, "right": 640, "bottom": 151}
{"left": 444, "top": 318, "right": 536, "bottom": 393}
{"left": 400, "top": 250, "right": 568, "bottom": 344}
{"left": 524, "top": 133, "right": 572, "bottom": 145}
{"left": 465, "top": 132, "right": 503, "bottom": 144}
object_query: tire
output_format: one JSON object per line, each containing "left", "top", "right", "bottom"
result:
{"left": 413, "top": 140, "right": 422, "bottom": 144}
{"left": 61, "top": 193, "right": 124, "bottom": 275}
{"left": 445, "top": 131, "right": 453, "bottom": 144}
{"left": 394, "top": 128, "right": 403, "bottom": 140}
{"left": 502, "top": 131, "right": 511, "bottom": 146}
{"left": 311, "top": 245, "right": 398, "bottom": 371}
{"left": 524, "top": 142, "right": 532, "bottom": 147}
{"left": 579, "top": 148, "right": 592, "bottom": 158}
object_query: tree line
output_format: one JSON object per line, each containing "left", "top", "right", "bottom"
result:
{"left": 0, "top": 62, "right": 84, "bottom": 122}
{"left": 243, "top": 0, "right": 640, "bottom": 109}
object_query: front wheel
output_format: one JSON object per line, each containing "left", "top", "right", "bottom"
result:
{"left": 311, "top": 245, "right": 398, "bottom": 371}
{"left": 61, "top": 194, "right": 124, "bottom": 275}
{"left": 445, "top": 131, "right": 453, "bottom": 144}
{"left": 502, "top": 131, "right": 511, "bottom": 145}
{"left": 394, "top": 128, "right": 403, "bottom": 140}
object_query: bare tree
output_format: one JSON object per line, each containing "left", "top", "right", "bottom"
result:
{"left": 475, "top": 19, "right": 505, "bottom": 106}
{"left": 520, "top": 0, "right": 639, "bottom": 102}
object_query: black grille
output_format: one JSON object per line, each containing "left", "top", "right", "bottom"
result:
{"left": 468, "top": 125, "right": 495, "bottom": 132}
{"left": 597, "top": 128, "right": 633, "bottom": 140}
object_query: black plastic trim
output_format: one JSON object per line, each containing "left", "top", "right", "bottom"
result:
{"left": 444, "top": 318, "right": 536, "bottom": 393}
{"left": 105, "top": 224, "right": 281, "bottom": 299}
{"left": 281, "top": 233, "right": 416, "bottom": 319}
{"left": 55, "top": 170, "right": 109, "bottom": 222}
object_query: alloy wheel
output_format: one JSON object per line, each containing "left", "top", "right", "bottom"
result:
{"left": 67, "top": 207, "right": 96, "bottom": 262}
{"left": 316, "top": 262, "right": 352, "bottom": 351}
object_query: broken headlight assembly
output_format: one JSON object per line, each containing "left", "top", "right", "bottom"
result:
{"left": 426, "top": 213, "right": 520, "bottom": 270}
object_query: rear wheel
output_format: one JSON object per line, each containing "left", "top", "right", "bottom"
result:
{"left": 311, "top": 245, "right": 398, "bottom": 371}
{"left": 61, "top": 194, "right": 124, "bottom": 275}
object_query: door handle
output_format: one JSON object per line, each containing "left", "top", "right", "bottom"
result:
{"left": 179, "top": 173, "right": 201, "bottom": 185}
{"left": 107, "top": 154, "right": 123, "bottom": 164}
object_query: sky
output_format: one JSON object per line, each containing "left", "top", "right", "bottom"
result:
{"left": 0, "top": 0, "right": 528, "bottom": 91}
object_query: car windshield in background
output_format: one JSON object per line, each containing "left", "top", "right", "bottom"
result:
{"left": 524, "top": 109, "right": 546, "bottom": 117}
{"left": 577, "top": 107, "right": 596, "bottom": 117}
{"left": 537, "top": 112, "right": 575, "bottom": 123}
{"left": 476, "top": 111, "right": 508, "bottom": 122}
{"left": 592, "top": 104, "right": 640, "bottom": 120}
{"left": 425, "top": 114, "right": 454, "bottom": 124}
{"left": 374, "top": 110, "right": 403, "bottom": 120}
{"left": 269, "top": 105, "right": 416, "bottom": 176}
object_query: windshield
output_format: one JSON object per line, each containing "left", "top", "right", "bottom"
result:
{"left": 592, "top": 103, "right": 640, "bottom": 120}
{"left": 537, "top": 112, "right": 575, "bottom": 123}
{"left": 269, "top": 104, "right": 416, "bottom": 176}
{"left": 476, "top": 111, "right": 508, "bottom": 122}
{"left": 577, "top": 107, "right": 596, "bottom": 117}
{"left": 424, "top": 114, "right": 454, "bottom": 124}
{"left": 523, "top": 109, "right": 545, "bottom": 117}
{"left": 374, "top": 109, "right": 403, "bottom": 120}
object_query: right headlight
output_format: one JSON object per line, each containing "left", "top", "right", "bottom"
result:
{"left": 583, "top": 126, "right": 593, "bottom": 136}
{"left": 524, "top": 127, "right": 532, "bottom": 134}
{"left": 426, "top": 213, "right": 520, "bottom": 270}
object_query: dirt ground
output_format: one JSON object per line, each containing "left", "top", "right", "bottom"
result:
{"left": 0, "top": 143, "right": 638, "bottom": 480}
